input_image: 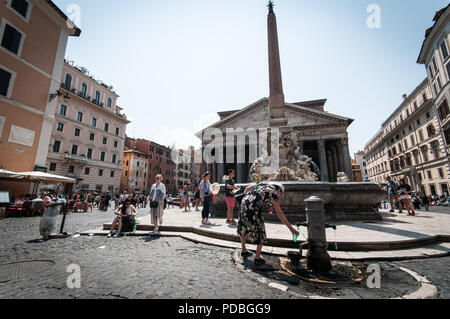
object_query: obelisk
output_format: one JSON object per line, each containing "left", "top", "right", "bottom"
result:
{"left": 267, "top": 1, "right": 287, "bottom": 126}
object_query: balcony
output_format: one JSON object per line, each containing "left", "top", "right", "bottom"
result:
{"left": 64, "top": 153, "right": 88, "bottom": 164}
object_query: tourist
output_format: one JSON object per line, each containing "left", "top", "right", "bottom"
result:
{"left": 238, "top": 183, "right": 299, "bottom": 265}
{"left": 107, "top": 199, "right": 137, "bottom": 238}
{"left": 224, "top": 169, "right": 240, "bottom": 225}
{"left": 200, "top": 172, "right": 212, "bottom": 225}
{"left": 179, "top": 188, "right": 184, "bottom": 209}
{"left": 397, "top": 178, "right": 416, "bottom": 216}
{"left": 193, "top": 183, "right": 201, "bottom": 211}
{"left": 167, "top": 195, "right": 174, "bottom": 209}
{"left": 182, "top": 184, "right": 190, "bottom": 212}
{"left": 385, "top": 176, "right": 401, "bottom": 213}
{"left": 148, "top": 174, "right": 166, "bottom": 234}
{"left": 421, "top": 193, "right": 430, "bottom": 211}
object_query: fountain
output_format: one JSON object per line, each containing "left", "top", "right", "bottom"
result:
{"left": 281, "top": 196, "right": 364, "bottom": 283}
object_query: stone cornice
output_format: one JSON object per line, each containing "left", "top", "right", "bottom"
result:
{"left": 285, "top": 103, "right": 353, "bottom": 125}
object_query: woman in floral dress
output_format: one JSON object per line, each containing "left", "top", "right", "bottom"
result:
{"left": 237, "top": 183, "right": 299, "bottom": 265}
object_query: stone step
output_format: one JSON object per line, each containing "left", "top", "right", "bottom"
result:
{"left": 79, "top": 228, "right": 450, "bottom": 261}
{"left": 101, "top": 223, "right": 450, "bottom": 251}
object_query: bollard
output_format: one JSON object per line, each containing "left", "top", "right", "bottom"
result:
{"left": 304, "top": 196, "right": 332, "bottom": 273}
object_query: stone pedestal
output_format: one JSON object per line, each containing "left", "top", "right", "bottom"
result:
{"left": 304, "top": 196, "right": 332, "bottom": 273}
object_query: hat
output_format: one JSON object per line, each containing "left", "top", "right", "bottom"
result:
{"left": 210, "top": 183, "right": 221, "bottom": 195}
{"left": 269, "top": 182, "right": 285, "bottom": 196}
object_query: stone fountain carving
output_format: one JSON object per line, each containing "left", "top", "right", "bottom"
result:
{"left": 250, "top": 131, "right": 319, "bottom": 182}
{"left": 337, "top": 172, "right": 350, "bottom": 183}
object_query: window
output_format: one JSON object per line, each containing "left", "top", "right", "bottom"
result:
{"left": 426, "top": 112, "right": 431, "bottom": 120}
{"left": 71, "top": 145, "right": 78, "bottom": 155}
{"left": 115, "top": 127, "right": 120, "bottom": 136}
{"left": 432, "top": 57, "right": 438, "bottom": 73}
{"left": 427, "top": 170, "right": 432, "bottom": 180}
{"left": 125, "top": 171, "right": 128, "bottom": 177}
{"left": 85, "top": 168, "right": 90, "bottom": 175}
{"left": 99, "top": 169, "right": 103, "bottom": 177}
{"left": 74, "top": 128, "right": 80, "bottom": 137}
{"left": 427, "top": 125, "right": 435, "bottom": 138}
{"left": 52, "top": 140, "right": 61, "bottom": 153}
{"left": 410, "top": 135, "right": 415, "bottom": 146}
{"left": 77, "top": 112, "right": 83, "bottom": 122}
{"left": 107, "top": 98, "right": 112, "bottom": 107}
{"left": 50, "top": 163, "right": 56, "bottom": 172}
{"left": 69, "top": 166, "right": 75, "bottom": 174}
{"left": 87, "top": 148, "right": 92, "bottom": 159}
{"left": 437, "top": 76, "right": 442, "bottom": 90}
{"left": 81, "top": 82, "right": 87, "bottom": 98}
{"left": 104, "top": 123, "right": 109, "bottom": 132}
{"left": 437, "top": 99, "right": 449, "bottom": 121}
{"left": 433, "top": 82, "right": 438, "bottom": 96}
{"left": 103, "top": 137, "right": 107, "bottom": 145}
{"left": 112, "top": 154, "right": 116, "bottom": 164}
{"left": 60, "top": 105, "right": 67, "bottom": 116}
{"left": 64, "top": 73, "right": 72, "bottom": 90}
{"left": 413, "top": 101, "right": 418, "bottom": 110}
{"left": 417, "top": 119, "right": 421, "bottom": 126}
{"left": 110, "top": 171, "right": 114, "bottom": 178}
{"left": 95, "top": 91, "right": 100, "bottom": 105}
{"left": 446, "top": 62, "right": 450, "bottom": 80}
{"left": 1, "top": 23, "right": 24, "bottom": 55}
{"left": 114, "top": 141, "right": 118, "bottom": 148}
{"left": 0, "top": 67, "right": 13, "bottom": 97}
{"left": 100, "top": 152, "right": 105, "bottom": 161}
{"left": 56, "top": 122, "right": 64, "bottom": 132}
{"left": 428, "top": 65, "right": 434, "bottom": 78}
{"left": 9, "top": 0, "right": 31, "bottom": 20}
{"left": 439, "top": 168, "right": 444, "bottom": 179}
{"left": 91, "top": 118, "right": 97, "bottom": 127}
{"left": 441, "top": 41, "right": 449, "bottom": 60}
{"left": 89, "top": 133, "right": 95, "bottom": 141}
{"left": 418, "top": 130, "right": 424, "bottom": 141}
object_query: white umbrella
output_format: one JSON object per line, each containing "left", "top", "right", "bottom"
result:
{"left": 0, "top": 169, "right": 22, "bottom": 181}
{"left": 16, "top": 171, "right": 76, "bottom": 184}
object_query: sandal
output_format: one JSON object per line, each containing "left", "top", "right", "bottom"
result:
{"left": 254, "top": 258, "right": 266, "bottom": 265}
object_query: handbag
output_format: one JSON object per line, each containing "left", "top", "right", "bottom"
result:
{"left": 150, "top": 201, "right": 159, "bottom": 208}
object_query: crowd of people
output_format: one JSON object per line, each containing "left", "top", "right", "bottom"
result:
{"left": 384, "top": 176, "right": 449, "bottom": 215}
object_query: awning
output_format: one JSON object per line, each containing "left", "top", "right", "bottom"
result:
{"left": 0, "top": 170, "right": 76, "bottom": 184}
{"left": 16, "top": 171, "right": 77, "bottom": 184}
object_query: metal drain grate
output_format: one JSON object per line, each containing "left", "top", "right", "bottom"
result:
{"left": 0, "top": 261, "right": 55, "bottom": 283}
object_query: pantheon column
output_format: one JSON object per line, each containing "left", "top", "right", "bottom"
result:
{"left": 331, "top": 146, "right": 339, "bottom": 181}
{"left": 326, "top": 150, "right": 334, "bottom": 182}
{"left": 340, "top": 137, "right": 354, "bottom": 182}
{"left": 317, "top": 140, "right": 329, "bottom": 182}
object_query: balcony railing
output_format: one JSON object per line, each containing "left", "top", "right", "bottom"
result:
{"left": 64, "top": 153, "right": 88, "bottom": 163}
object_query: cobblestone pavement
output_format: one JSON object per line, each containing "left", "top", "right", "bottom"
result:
{"left": 0, "top": 208, "right": 448, "bottom": 299}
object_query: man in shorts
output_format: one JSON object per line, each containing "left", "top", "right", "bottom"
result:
{"left": 386, "top": 176, "right": 401, "bottom": 213}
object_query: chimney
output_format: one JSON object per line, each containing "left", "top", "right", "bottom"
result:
{"left": 402, "top": 94, "right": 408, "bottom": 102}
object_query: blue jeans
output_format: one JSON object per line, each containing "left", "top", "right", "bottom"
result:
{"left": 202, "top": 195, "right": 210, "bottom": 219}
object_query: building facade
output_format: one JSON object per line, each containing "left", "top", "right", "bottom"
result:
{"left": 417, "top": 4, "right": 450, "bottom": 182}
{"left": 353, "top": 151, "right": 368, "bottom": 182}
{"left": 0, "top": 0, "right": 80, "bottom": 195}
{"left": 365, "top": 79, "right": 449, "bottom": 196}
{"left": 351, "top": 159, "right": 363, "bottom": 183}
{"left": 45, "top": 61, "right": 130, "bottom": 195}
{"left": 124, "top": 137, "right": 176, "bottom": 195}
{"left": 120, "top": 150, "right": 149, "bottom": 194}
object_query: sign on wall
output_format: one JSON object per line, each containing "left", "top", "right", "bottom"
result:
{"left": 8, "top": 125, "right": 35, "bottom": 147}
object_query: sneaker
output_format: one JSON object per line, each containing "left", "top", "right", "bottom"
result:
{"left": 389, "top": 209, "right": 395, "bottom": 213}
{"left": 241, "top": 251, "right": 252, "bottom": 258}
{"left": 398, "top": 210, "right": 403, "bottom": 214}
{"left": 107, "top": 232, "right": 112, "bottom": 238}
{"left": 113, "top": 233, "right": 121, "bottom": 238}
{"left": 254, "top": 258, "right": 266, "bottom": 265}
{"left": 204, "top": 221, "right": 212, "bottom": 225}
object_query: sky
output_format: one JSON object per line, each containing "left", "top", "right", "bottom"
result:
{"left": 53, "top": 0, "right": 449, "bottom": 155}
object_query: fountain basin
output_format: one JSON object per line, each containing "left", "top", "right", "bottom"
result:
{"left": 213, "top": 182, "right": 385, "bottom": 222}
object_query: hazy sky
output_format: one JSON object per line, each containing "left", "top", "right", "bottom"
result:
{"left": 54, "top": 0, "right": 449, "bottom": 155}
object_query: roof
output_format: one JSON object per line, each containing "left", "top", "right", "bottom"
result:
{"left": 44, "top": 0, "right": 81, "bottom": 36}
{"left": 198, "top": 97, "right": 353, "bottom": 137}
{"left": 417, "top": 4, "right": 450, "bottom": 64}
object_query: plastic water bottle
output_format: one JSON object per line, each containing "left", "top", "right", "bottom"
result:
{"left": 133, "top": 223, "right": 137, "bottom": 233}
{"left": 293, "top": 227, "right": 300, "bottom": 242}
